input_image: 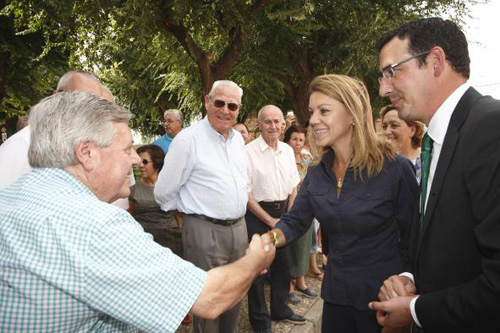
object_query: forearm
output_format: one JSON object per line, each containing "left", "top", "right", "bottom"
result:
{"left": 287, "top": 187, "right": 297, "bottom": 211}
{"left": 247, "top": 195, "right": 277, "bottom": 228}
{"left": 191, "top": 254, "right": 258, "bottom": 319}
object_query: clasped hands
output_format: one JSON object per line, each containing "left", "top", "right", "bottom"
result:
{"left": 368, "top": 275, "right": 419, "bottom": 332}
{"left": 247, "top": 233, "right": 276, "bottom": 275}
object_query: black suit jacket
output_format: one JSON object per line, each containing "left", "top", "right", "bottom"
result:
{"left": 411, "top": 87, "right": 500, "bottom": 332}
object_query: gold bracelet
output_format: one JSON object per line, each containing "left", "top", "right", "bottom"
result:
{"left": 267, "top": 230, "right": 278, "bottom": 246}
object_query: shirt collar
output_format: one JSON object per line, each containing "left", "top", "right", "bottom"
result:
{"left": 426, "top": 83, "right": 470, "bottom": 146}
{"left": 256, "top": 135, "right": 282, "bottom": 153}
{"left": 202, "top": 116, "right": 235, "bottom": 143}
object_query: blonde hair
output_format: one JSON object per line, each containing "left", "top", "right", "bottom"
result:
{"left": 309, "top": 74, "right": 395, "bottom": 178}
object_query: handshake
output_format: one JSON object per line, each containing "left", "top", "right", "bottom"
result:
{"left": 246, "top": 232, "right": 277, "bottom": 275}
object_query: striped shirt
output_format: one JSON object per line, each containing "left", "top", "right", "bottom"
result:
{"left": 0, "top": 168, "right": 206, "bottom": 332}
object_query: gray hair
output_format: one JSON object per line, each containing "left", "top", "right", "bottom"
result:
{"left": 208, "top": 80, "right": 243, "bottom": 101}
{"left": 56, "top": 71, "right": 99, "bottom": 92}
{"left": 257, "top": 105, "right": 284, "bottom": 123}
{"left": 28, "top": 91, "right": 132, "bottom": 168}
{"left": 163, "top": 108, "right": 184, "bottom": 123}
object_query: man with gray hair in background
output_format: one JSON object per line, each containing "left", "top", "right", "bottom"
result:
{"left": 153, "top": 108, "right": 184, "bottom": 154}
{"left": 155, "top": 80, "right": 248, "bottom": 332}
{"left": 0, "top": 91, "right": 275, "bottom": 331}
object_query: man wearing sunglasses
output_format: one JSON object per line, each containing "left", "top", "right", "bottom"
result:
{"left": 155, "top": 80, "right": 248, "bottom": 333}
{"left": 369, "top": 18, "right": 500, "bottom": 332}
{"left": 153, "top": 108, "right": 184, "bottom": 154}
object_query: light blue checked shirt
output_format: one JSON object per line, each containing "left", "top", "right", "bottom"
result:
{"left": 0, "top": 168, "right": 206, "bottom": 332}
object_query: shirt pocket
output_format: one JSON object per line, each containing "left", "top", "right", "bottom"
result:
{"left": 348, "top": 189, "right": 391, "bottom": 233}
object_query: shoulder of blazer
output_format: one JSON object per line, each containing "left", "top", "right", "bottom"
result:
{"left": 456, "top": 88, "right": 500, "bottom": 133}
{"left": 449, "top": 87, "right": 483, "bottom": 133}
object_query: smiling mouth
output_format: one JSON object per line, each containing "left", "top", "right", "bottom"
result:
{"left": 314, "top": 128, "right": 328, "bottom": 135}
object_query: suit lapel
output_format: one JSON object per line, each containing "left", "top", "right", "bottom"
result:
{"left": 417, "top": 88, "right": 483, "bottom": 250}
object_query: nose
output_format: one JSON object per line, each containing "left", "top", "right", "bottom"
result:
{"left": 309, "top": 110, "right": 319, "bottom": 125}
{"left": 131, "top": 149, "right": 141, "bottom": 166}
{"left": 219, "top": 104, "right": 230, "bottom": 114}
{"left": 378, "top": 78, "right": 393, "bottom": 97}
{"left": 383, "top": 126, "right": 391, "bottom": 137}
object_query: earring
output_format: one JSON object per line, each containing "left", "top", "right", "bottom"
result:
{"left": 352, "top": 122, "right": 355, "bottom": 126}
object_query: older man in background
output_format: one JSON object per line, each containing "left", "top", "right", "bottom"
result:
{"left": 245, "top": 105, "right": 306, "bottom": 331}
{"left": 153, "top": 108, "right": 184, "bottom": 154}
{"left": 155, "top": 80, "right": 249, "bottom": 333}
{"left": 0, "top": 70, "right": 102, "bottom": 190}
{"left": 0, "top": 91, "right": 275, "bottom": 332}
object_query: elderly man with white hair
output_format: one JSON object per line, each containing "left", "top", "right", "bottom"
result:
{"left": 155, "top": 80, "right": 249, "bottom": 333}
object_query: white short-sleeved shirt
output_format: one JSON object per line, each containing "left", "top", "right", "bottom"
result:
{"left": 246, "top": 136, "right": 300, "bottom": 202}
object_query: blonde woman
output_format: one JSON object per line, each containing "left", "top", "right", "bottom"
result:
{"left": 271, "top": 74, "right": 418, "bottom": 332}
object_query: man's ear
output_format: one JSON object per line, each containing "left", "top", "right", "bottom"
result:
{"left": 429, "top": 46, "right": 446, "bottom": 77}
{"left": 204, "top": 94, "right": 210, "bottom": 112}
{"left": 74, "top": 140, "right": 98, "bottom": 171}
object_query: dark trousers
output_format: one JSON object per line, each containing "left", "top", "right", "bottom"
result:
{"left": 245, "top": 201, "right": 293, "bottom": 331}
{"left": 322, "top": 301, "right": 381, "bottom": 333}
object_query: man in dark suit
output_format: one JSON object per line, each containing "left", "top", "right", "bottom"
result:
{"left": 369, "top": 18, "right": 500, "bottom": 332}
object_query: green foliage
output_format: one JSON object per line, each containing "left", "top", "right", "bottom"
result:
{"left": 0, "top": 0, "right": 476, "bottom": 136}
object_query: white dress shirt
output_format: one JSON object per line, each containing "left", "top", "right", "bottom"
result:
{"left": 246, "top": 135, "right": 300, "bottom": 202}
{"left": 409, "top": 82, "right": 470, "bottom": 327}
{"left": 154, "top": 117, "right": 248, "bottom": 219}
{"left": 0, "top": 126, "right": 31, "bottom": 190}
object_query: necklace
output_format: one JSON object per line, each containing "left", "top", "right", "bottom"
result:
{"left": 337, "top": 178, "right": 343, "bottom": 190}
{"left": 333, "top": 163, "right": 349, "bottom": 198}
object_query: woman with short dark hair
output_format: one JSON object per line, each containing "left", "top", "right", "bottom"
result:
{"left": 129, "top": 144, "right": 183, "bottom": 257}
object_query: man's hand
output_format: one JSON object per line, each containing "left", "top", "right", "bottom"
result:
{"left": 247, "top": 234, "right": 276, "bottom": 275}
{"left": 379, "top": 275, "right": 416, "bottom": 301}
{"left": 369, "top": 296, "right": 416, "bottom": 329}
{"left": 267, "top": 217, "right": 280, "bottom": 228}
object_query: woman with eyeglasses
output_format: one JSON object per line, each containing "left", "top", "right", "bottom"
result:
{"left": 270, "top": 74, "right": 418, "bottom": 332}
{"left": 381, "top": 104, "right": 424, "bottom": 182}
{"left": 128, "top": 144, "right": 183, "bottom": 257}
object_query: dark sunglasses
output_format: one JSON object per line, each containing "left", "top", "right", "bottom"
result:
{"left": 142, "top": 159, "right": 152, "bottom": 165}
{"left": 213, "top": 99, "right": 241, "bottom": 112}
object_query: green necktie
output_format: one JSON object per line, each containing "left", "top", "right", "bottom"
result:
{"left": 420, "top": 133, "right": 433, "bottom": 232}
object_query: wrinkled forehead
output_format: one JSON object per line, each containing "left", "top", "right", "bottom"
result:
{"left": 212, "top": 86, "right": 241, "bottom": 103}
{"left": 261, "top": 108, "right": 283, "bottom": 122}
{"left": 165, "top": 114, "right": 180, "bottom": 121}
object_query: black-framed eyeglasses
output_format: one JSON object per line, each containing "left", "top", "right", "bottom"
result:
{"left": 211, "top": 98, "right": 241, "bottom": 112}
{"left": 378, "top": 51, "right": 430, "bottom": 83}
{"left": 142, "top": 159, "right": 152, "bottom": 165}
